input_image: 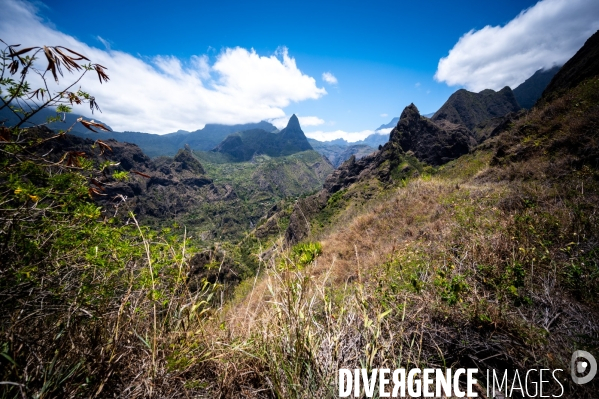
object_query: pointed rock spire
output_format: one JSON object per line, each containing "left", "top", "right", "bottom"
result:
{"left": 286, "top": 114, "right": 301, "bottom": 130}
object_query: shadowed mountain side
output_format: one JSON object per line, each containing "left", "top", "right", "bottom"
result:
{"left": 540, "top": 29, "right": 599, "bottom": 104}
{"left": 212, "top": 114, "right": 312, "bottom": 162}
{"left": 25, "top": 128, "right": 334, "bottom": 241}
{"left": 513, "top": 65, "right": 561, "bottom": 109}
{"left": 431, "top": 86, "right": 521, "bottom": 130}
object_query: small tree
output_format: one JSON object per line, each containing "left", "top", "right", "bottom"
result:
{"left": 0, "top": 39, "right": 109, "bottom": 131}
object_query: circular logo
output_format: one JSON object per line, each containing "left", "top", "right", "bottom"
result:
{"left": 571, "top": 350, "right": 597, "bottom": 384}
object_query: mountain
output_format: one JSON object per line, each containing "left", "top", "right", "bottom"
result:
{"left": 283, "top": 102, "right": 474, "bottom": 244}
{"left": 308, "top": 138, "right": 378, "bottom": 168}
{"left": 540, "top": 29, "right": 599, "bottom": 103}
{"left": 212, "top": 114, "right": 312, "bottom": 162}
{"left": 68, "top": 120, "right": 278, "bottom": 157}
{"left": 375, "top": 117, "right": 399, "bottom": 131}
{"left": 0, "top": 105, "right": 280, "bottom": 158}
{"left": 358, "top": 132, "right": 389, "bottom": 148}
{"left": 256, "top": 32, "right": 599, "bottom": 399}
{"left": 513, "top": 65, "right": 561, "bottom": 109}
{"left": 0, "top": 105, "right": 113, "bottom": 134}
{"left": 431, "top": 86, "right": 521, "bottom": 130}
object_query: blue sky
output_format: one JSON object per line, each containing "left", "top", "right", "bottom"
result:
{"left": 2, "top": 0, "right": 599, "bottom": 140}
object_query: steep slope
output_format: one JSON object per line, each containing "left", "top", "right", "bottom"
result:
{"left": 513, "top": 65, "right": 561, "bottom": 109}
{"left": 541, "top": 29, "right": 599, "bottom": 103}
{"left": 212, "top": 114, "right": 312, "bottom": 162}
{"left": 431, "top": 86, "right": 521, "bottom": 130}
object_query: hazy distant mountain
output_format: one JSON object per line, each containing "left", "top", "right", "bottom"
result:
{"left": 212, "top": 115, "right": 312, "bottom": 162}
{"left": 1, "top": 106, "right": 280, "bottom": 158}
{"left": 359, "top": 133, "right": 389, "bottom": 148}
{"left": 73, "top": 121, "right": 279, "bottom": 157}
{"left": 0, "top": 106, "right": 113, "bottom": 135}
{"left": 308, "top": 139, "right": 375, "bottom": 168}
{"left": 513, "top": 66, "right": 561, "bottom": 109}
{"left": 375, "top": 117, "right": 399, "bottom": 131}
{"left": 431, "top": 86, "right": 521, "bottom": 130}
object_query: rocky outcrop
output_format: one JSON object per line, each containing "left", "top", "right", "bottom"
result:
{"left": 28, "top": 127, "right": 239, "bottom": 221}
{"left": 392, "top": 104, "right": 473, "bottom": 166}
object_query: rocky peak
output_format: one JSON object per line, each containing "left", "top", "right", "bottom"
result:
{"left": 390, "top": 103, "right": 422, "bottom": 144}
{"left": 400, "top": 103, "right": 420, "bottom": 120}
{"left": 285, "top": 114, "right": 301, "bottom": 131}
{"left": 173, "top": 147, "right": 205, "bottom": 174}
{"left": 390, "top": 103, "right": 473, "bottom": 166}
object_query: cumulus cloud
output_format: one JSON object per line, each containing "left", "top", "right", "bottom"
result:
{"left": 380, "top": 113, "right": 388, "bottom": 117}
{"left": 0, "top": 0, "right": 326, "bottom": 133}
{"left": 435, "top": 0, "right": 599, "bottom": 91}
{"left": 269, "top": 115, "right": 325, "bottom": 129}
{"left": 322, "top": 72, "right": 338, "bottom": 85}
{"left": 375, "top": 127, "right": 393, "bottom": 135}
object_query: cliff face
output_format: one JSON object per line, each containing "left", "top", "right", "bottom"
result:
{"left": 213, "top": 114, "right": 313, "bottom": 162}
{"left": 431, "top": 86, "right": 521, "bottom": 130}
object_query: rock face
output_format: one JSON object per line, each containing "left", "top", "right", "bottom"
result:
{"left": 213, "top": 115, "right": 313, "bottom": 162}
{"left": 513, "top": 66, "right": 561, "bottom": 109}
{"left": 391, "top": 104, "right": 473, "bottom": 166}
{"left": 431, "top": 86, "right": 521, "bottom": 130}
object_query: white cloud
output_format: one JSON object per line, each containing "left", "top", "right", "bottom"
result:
{"left": 0, "top": 0, "right": 326, "bottom": 134}
{"left": 96, "top": 36, "right": 111, "bottom": 50}
{"left": 375, "top": 127, "right": 393, "bottom": 135}
{"left": 322, "top": 72, "right": 338, "bottom": 85}
{"left": 380, "top": 113, "right": 388, "bottom": 117}
{"left": 305, "top": 129, "right": 376, "bottom": 142}
{"left": 269, "top": 115, "right": 325, "bottom": 129}
{"left": 435, "top": 0, "right": 599, "bottom": 91}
